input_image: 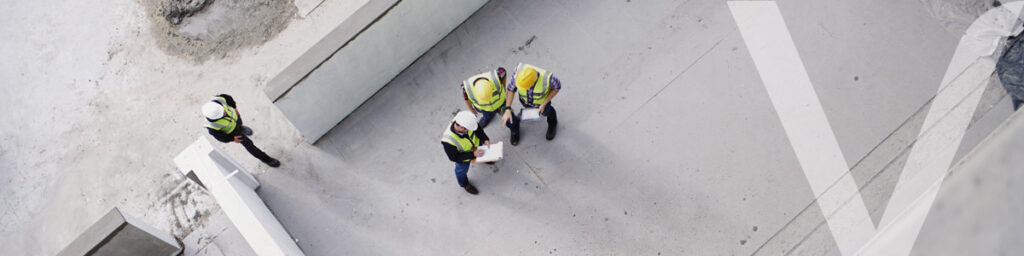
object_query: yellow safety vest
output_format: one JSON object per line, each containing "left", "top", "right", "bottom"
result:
{"left": 441, "top": 126, "right": 481, "bottom": 162}
{"left": 463, "top": 71, "right": 506, "bottom": 112}
{"left": 515, "top": 63, "right": 553, "bottom": 106}
{"left": 204, "top": 97, "right": 239, "bottom": 134}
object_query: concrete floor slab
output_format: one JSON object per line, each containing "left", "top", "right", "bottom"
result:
{"left": 1, "top": 0, "right": 1015, "bottom": 255}
{"left": 257, "top": 0, "right": 1011, "bottom": 254}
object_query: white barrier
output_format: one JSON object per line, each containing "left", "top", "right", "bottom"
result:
{"left": 174, "top": 137, "right": 305, "bottom": 256}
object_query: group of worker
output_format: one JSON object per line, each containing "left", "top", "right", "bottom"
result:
{"left": 441, "top": 63, "right": 562, "bottom": 195}
{"left": 196, "top": 63, "right": 561, "bottom": 196}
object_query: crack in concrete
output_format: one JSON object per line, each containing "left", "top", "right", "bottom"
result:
{"left": 613, "top": 38, "right": 724, "bottom": 132}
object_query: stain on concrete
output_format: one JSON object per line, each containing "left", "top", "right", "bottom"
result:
{"left": 160, "top": 0, "right": 212, "bottom": 25}
{"left": 139, "top": 0, "right": 297, "bottom": 62}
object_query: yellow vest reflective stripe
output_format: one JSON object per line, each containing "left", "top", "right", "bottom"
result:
{"left": 441, "top": 127, "right": 480, "bottom": 162}
{"left": 516, "top": 63, "right": 553, "bottom": 106}
{"left": 463, "top": 71, "right": 506, "bottom": 112}
{"left": 205, "top": 97, "right": 239, "bottom": 134}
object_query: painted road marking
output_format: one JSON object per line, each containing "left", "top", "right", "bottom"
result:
{"left": 860, "top": 2, "right": 1024, "bottom": 255}
{"left": 731, "top": 1, "right": 1022, "bottom": 255}
{"left": 728, "top": 2, "right": 876, "bottom": 255}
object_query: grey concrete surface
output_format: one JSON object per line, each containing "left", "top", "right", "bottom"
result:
{"left": 0, "top": 0, "right": 351, "bottom": 254}
{"left": 181, "top": 209, "right": 258, "bottom": 256}
{"left": 1, "top": 0, "right": 1015, "bottom": 255}
{"left": 254, "top": 0, "right": 1012, "bottom": 255}
{"left": 910, "top": 109, "right": 1024, "bottom": 255}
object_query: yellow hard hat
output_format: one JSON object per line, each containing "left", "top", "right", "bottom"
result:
{"left": 516, "top": 68, "right": 538, "bottom": 91}
{"left": 473, "top": 79, "right": 494, "bottom": 102}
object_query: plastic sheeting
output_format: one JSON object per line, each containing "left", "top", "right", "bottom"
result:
{"left": 997, "top": 26, "right": 1024, "bottom": 108}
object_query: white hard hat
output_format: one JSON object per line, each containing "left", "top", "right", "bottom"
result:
{"left": 202, "top": 101, "right": 225, "bottom": 120}
{"left": 453, "top": 111, "right": 478, "bottom": 131}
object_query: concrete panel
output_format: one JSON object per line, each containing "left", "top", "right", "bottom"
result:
{"left": 274, "top": 0, "right": 489, "bottom": 143}
{"left": 264, "top": 0, "right": 388, "bottom": 100}
{"left": 57, "top": 208, "right": 180, "bottom": 256}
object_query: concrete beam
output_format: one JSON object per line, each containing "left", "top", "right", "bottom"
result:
{"left": 271, "top": 0, "right": 488, "bottom": 143}
{"left": 57, "top": 208, "right": 181, "bottom": 256}
{"left": 174, "top": 137, "right": 304, "bottom": 256}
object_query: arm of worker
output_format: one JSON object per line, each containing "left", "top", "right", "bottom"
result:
{"left": 539, "top": 76, "right": 561, "bottom": 114}
{"left": 539, "top": 89, "right": 558, "bottom": 114}
{"left": 470, "top": 129, "right": 492, "bottom": 164}
{"left": 442, "top": 143, "right": 477, "bottom": 162}
{"left": 501, "top": 89, "right": 516, "bottom": 123}
{"left": 217, "top": 93, "right": 241, "bottom": 117}
{"left": 207, "top": 128, "right": 235, "bottom": 143}
{"left": 217, "top": 94, "right": 237, "bottom": 108}
{"left": 476, "top": 127, "right": 490, "bottom": 144}
{"left": 462, "top": 86, "right": 477, "bottom": 115}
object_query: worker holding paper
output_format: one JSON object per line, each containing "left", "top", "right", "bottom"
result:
{"left": 502, "top": 63, "right": 561, "bottom": 145}
{"left": 441, "top": 111, "right": 491, "bottom": 195}
{"left": 461, "top": 67, "right": 508, "bottom": 128}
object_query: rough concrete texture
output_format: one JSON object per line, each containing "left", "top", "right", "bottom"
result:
{"left": 181, "top": 204, "right": 258, "bottom": 256}
{"left": 0, "top": 0, "right": 1016, "bottom": 255}
{"left": 159, "top": 0, "right": 212, "bottom": 25}
{"left": 0, "top": 0, "right": 361, "bottom": 254}
{"left": 141, "top": 0, "right": 298, "bottom": 62}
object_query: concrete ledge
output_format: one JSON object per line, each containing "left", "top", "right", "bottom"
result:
{"left": 265, "top": 0, "right": 396, "bottom": 101}
{"left": 57, "top": 208, "right": 181, "bottom": 256}
{"left": 271, "top": 0, "right": 488, "bottom": 143}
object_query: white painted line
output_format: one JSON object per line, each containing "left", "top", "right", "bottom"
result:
{"left": 728, "top": 2, "right": 876, "bottom": 255}
{"left": 862, "top": 2, "right": 1024, "bottom": 255}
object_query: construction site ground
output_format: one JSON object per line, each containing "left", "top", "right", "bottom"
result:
{"left": 0, "top": 0, "right": 1015, "bottom": 255}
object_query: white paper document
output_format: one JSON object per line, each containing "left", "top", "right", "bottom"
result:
{"left": 521, "top": 108, "right": 541, "bottom": 121}
{"left": 475, "top": 142, "right": 503, "bottom": 162}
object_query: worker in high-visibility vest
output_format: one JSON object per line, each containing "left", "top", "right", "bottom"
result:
{"left": 441, "top": 111, "right": 491, "bottom": 195}
{"left": 202, "top": 94, "right": 281, "bottom": 167}
{"left": 461, "top": 67, "right": 507, "bottom": 128}
{"left": 501, "top": 63, "right": 561, "bottom": 145}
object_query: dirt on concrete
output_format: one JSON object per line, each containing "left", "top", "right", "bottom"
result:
{"left": 140, "top": 0, "right": 297, "bottom": 62}
{"left": 916, "top": 0, "right": 1002, "bottom": 35}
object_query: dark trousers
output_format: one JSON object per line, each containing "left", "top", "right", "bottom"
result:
{"left": 454, "top": 161, "right": 471, "bottom": 187}
{"left": 477, "top": 107, "right": 500, "bottom": 129}
{"left": 506, "top": 103, "right": 557, "bottom": 135}
{"left": 1013, "top": 97, "right": 1023, "bottom": 111}
{"left": 239, "top": 135, "right": 275, "bottom": 163}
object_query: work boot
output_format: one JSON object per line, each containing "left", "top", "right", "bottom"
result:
{"left": 510, "top": 133, "right": 520, "bottom": 146}
{"left": 463, "top": 184, "right": 479, "bottom": 195}
{"left": 241, "top": 126, "right": 254, "bottom": 136}
{"left": 546, "top": 123, "right": 557, "bottom": 140}
{"left": 266, "top": 158, "right": 281, "bottom": 168}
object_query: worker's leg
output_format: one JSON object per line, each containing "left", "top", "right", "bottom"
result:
{"left": 1013, "top": 97, "right": 1023, "bottom": 111}
{"left": 478, "top": 109, "right": 496, "bottom": 129}
{"left": 542, "top": 103, "right": 558, "bottom": 125}
{"left": 239, "top": 136, "right": 275, "bottom": 163}
{"left": 504, "top": 110, "right": 521, "bottom": 145}
{"left": 454, "top": 161, "right": 471, "bottom": 187}
{"left": 543, "top": 104, "right": 557, "bottom": 140}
